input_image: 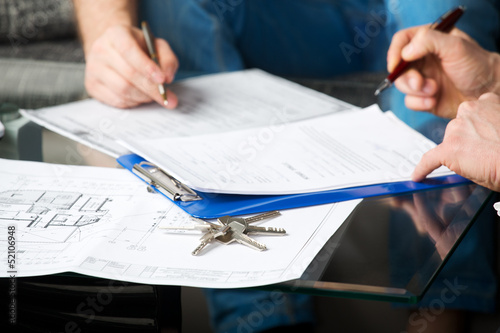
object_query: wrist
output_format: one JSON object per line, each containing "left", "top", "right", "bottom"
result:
{"left": 74, "top": 0, "right": 137, "bottom": 56}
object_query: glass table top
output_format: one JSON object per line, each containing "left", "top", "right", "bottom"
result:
{"left": 263, "top": 183, "right": 493, "bottom": 303}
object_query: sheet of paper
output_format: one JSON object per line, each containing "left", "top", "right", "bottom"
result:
{"left": 121, "top": 104, "right": 453, "bottom": 195}
{"left": 0, "top": 158, "right": 360, "bottom": 288}
{"left": 20, "top": 69, "right": 355, "bottom": 158}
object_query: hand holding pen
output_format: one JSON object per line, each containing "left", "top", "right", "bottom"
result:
{"left": 375, "top": 6, "right": 465, "bottom": 97}
{"left": 381, "top": 6, "right": 500, "bottom": 118}
{"left": 81, "top": 22, "right": 178, "bottom": 109}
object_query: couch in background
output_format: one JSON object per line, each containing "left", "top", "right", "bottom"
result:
{"left": 0, "top": 0, "right": 86, "bottom": 109}
{"left": 0, "top": 0, "right": 86, "bottom": 160}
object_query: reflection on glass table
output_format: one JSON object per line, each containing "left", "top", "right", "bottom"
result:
{"left": 267, "top": 183, "right": 492, "bottom": 304}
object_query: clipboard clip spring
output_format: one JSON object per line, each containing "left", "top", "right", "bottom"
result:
{"left": 132, "top": 161, "right": 202, "bottom": 202}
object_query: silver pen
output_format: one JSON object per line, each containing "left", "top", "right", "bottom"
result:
{"left": 141, "top": 21, "right": 168, "bottom": 106}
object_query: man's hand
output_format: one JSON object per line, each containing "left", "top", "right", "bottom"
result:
{"left": 84, "top": 25, "right": 179, "bottom": 109}
{"left": 387, "top": 26, "right": 500, "bottom": 118}
{"left": 73, "top": 0, "right": 178, "bottom": 109}
{"left": 412, "top": 93, "right": 500, "bottom": 191}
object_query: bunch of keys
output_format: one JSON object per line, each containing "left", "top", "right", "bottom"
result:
{"left": 162, "top": 211, "right": 286, "bottom": 255}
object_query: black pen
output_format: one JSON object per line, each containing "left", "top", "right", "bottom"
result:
{"left": 141, "top": 21, "right": 168, "bottom": 106}
{"left": 374, "top": 6, "right": 466, "bottom": 96}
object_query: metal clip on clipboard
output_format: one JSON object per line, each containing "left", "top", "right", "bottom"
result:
{"left": 132, "top": 161, "right": 202, "bottom": 202}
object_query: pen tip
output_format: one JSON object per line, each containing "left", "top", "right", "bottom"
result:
{"left": 374, "top": 79, "right": 391, "bottom": 96}
{"left": 163, "top": 100, "right": 169, "bottom": 106}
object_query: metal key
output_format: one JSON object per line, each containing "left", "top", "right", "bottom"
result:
{"left": 192, "top": 225, "right": 230, "bottom": 256}
{"left": 216, "top": 211, "right": 284, "bottom": 249}
{"left": 229, "top": 217, "right": 286, "bottom": 235}
{"left": 217, "top": 211, "right": 281, "bottom": 227}
{"left": 223, "top": 221, "right": 267, "bottom": 251}
{"left": 244, "top": 211, "right": 281, "bottom": 224}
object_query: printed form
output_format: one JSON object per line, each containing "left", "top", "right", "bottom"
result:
{"left": 21, "top": 70, "right": 355, "bottom": 157}
{"left": 0, "top": 158, "right": 360, "bottom": 288}
{"left": 121, "top": 105, "right": 453, "bottom": 195}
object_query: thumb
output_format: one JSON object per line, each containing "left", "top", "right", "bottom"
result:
{"left": 402, "top": 28, "right": 462, "bottom": 63}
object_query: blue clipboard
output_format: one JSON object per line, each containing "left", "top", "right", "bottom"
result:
{"left": 117, "top": 154, "right": 471, "bottom": 219}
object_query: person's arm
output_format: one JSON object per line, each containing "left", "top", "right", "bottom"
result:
{"left": 387, "top": 26, "right": 500, "bottom": 118}
{"left": 73, "top": 0, "right": 178, "bottom": 109}
{"left": 412, "top": 93, "right": 500, "bottom": 191}
{"left": 74, "top": 0, "right": 138, "bottom": 55}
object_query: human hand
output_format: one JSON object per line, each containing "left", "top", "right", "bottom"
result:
{"left": 412, "top": 93, "right": 500, "bottom": 191}
{"left": 84, "top": 24, "right": 179, "bottom": 109}
{"left": 387, "top": 26, "right": 500, "bottom": 118}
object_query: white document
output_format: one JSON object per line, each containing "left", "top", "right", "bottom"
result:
{"left": 20, "top": 69, "right": 355, "bottom": 158}
{"left": 121, "top": 105, "right": 453, "bottom": 195}
{"left": 0, "top": 158, "right": 360, "bottom": 288}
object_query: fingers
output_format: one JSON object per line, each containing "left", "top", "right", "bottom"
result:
{"left": 105, "top": 45, "right": 178, "bottom": 108}
{"left": 163, "top": 89, "right": 179, "bottom": 108}
{"left": 387, "top": 26, "right": 422, "bottom": 72}
{"left": 394, "top": 69, "right": 438, "bottom": 96}
{"left": 394, "top": 68, "right": 424, "bottom": 92}
{"left": 111, "top": 27, "right": 179, "bottom": 108}
{"left": 393, "top": 69, "right": 439, "bottom": 111}
{"left": 85, "top": 64, "right": 152, "bottom": 109}
{"left": 478, "top": 92, "right": 500, "bottom": 103}
{"left": 388, "top": 26, "right": 470, "bottom": 73}
{"left": 111, "top": 26, "right": 166, "bottom": 84}
{"left": 85, "top": 25, "right": 179, "bottom": 109}
{"left": 401, "top": 28, "right": 466, "bottom": 64}
{"left": 412, "top": 93, "right": 500, "bottom": 190}
{"left": 404, "top": 95, "right": 437, "bottom": 111}
{"left": 156, "top": 38, "right": 179, "bottom": 83}
{"left": 411, "top": 146, "right": 445, "bottom": 182}
{"left": 388, "top": 26, "right": 444, "bottom": 113}
{"left": 86, "top": 80, "right": 133, "bottom": 109}
{"left": 86, "top": 42, "right": 155, "bottom": 108}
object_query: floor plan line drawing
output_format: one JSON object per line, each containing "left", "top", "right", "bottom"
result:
{"left": 0, "top": 190, "right": 112, "bottom": 243}
{"left": 0, "top": 158, "right": 361, "bottom": 289}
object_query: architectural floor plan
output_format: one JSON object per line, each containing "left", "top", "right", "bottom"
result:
{"left": 0, "top": 158, "right": 360, "bottom": 288}
{"left": 0, "top": 189, "right": 110, "bottom": 242}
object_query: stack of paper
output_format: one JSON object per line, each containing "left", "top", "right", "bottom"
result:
{"left": 120, "top": 105, "right": 451, "bottom": 195}
{"left": 21, "top": 69, "right": 453, "bottom": 197}
{"left": 21, "top": 70, "right": 353, "bottom": 157}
